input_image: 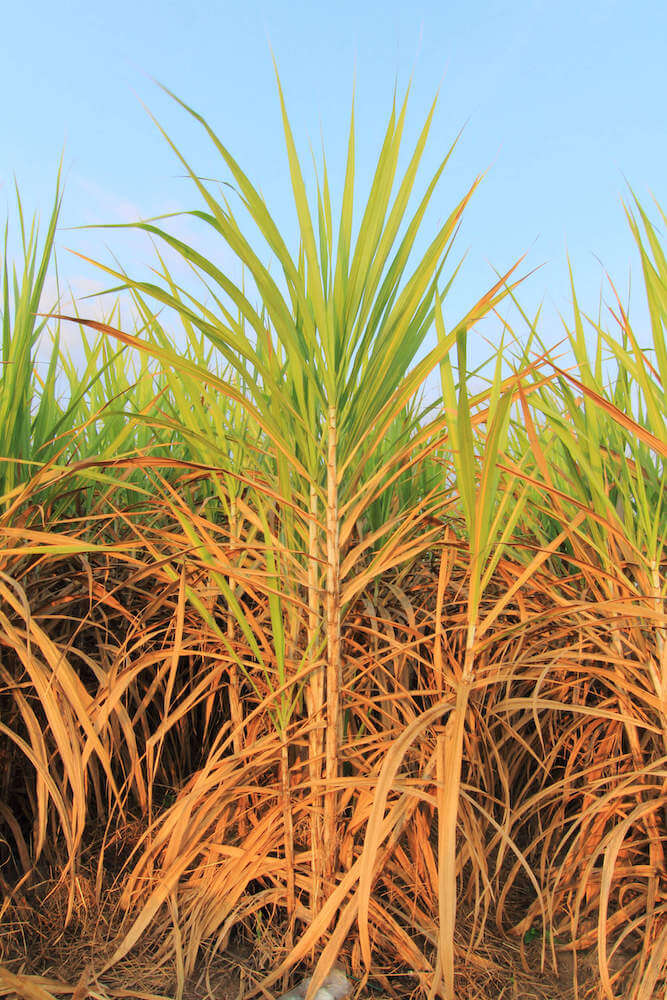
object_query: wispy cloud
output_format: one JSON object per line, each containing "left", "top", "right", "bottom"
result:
{"left": 69, "top": 173, "right": 145, "bottom": 226}
{"left": 36, "top": 272, "right": 128, "bottom": 363}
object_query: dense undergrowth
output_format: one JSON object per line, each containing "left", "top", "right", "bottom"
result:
{"left": 0, "top": 85, "right": 665, "bottom": 1000}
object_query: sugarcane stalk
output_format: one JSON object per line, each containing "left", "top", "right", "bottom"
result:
{"left": 324, "top": 405, "right": 342, "bottom": 881}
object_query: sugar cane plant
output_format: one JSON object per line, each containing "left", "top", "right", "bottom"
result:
{"left": 0, "top": 79, "right": 664, "bottom": 1000}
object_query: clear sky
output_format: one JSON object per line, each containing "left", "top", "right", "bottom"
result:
{"left": 2, "top": 0, "right": 666, "bottom": 361}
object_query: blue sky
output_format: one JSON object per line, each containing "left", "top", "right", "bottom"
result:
{"left": 2, "top": 0, "right": 666, "bottom": 360}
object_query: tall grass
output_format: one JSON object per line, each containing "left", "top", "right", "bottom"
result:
{"left": 0, "top": 84, "right": 664, "bottom": 1000}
